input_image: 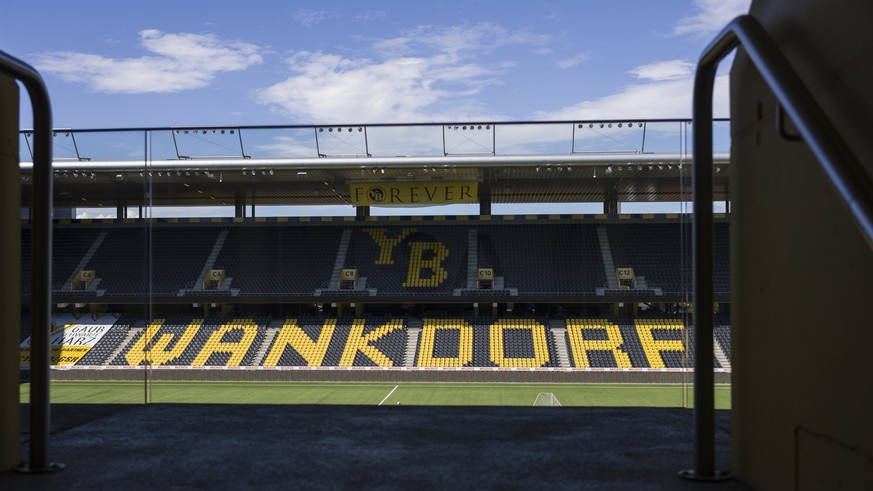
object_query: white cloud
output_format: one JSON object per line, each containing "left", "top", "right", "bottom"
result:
{"left": 629, "top": 60, "right": 693, "bottom": 81}
{"left": 255, "top": 135, "right": 321, "bottom": 158}
{"left": 292, "top": 10, "right": 339, "bottom": 28}
{"left": 35, "top": 30, "right": 263, "bottom": 94}
{"left": 371, "top": 22, "right": 550, "bottom": 59}
{"left": 673, "top": 0, "right": 752, "bottom": 38}
{"left": 356, "top": 11, "right": 386, "bottom": 23}
{"left": 257, "top": 23, "right": 546, "bottom": 123}
{"left": 556, "top": 52, "right": 590, "bottom": 69}
{"left": 536, "top": 64, "right": 730, "bottom": 120}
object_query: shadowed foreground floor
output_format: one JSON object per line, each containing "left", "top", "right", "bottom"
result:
{"left": 4, "top": 404, "right": 743, "bottom": 490}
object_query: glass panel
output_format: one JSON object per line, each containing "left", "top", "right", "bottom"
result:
{"left": 20, "top": 129, "right": 151, "bottom": 405}
{"left": 19, "top": 120, "right": 730, "bottom": 410}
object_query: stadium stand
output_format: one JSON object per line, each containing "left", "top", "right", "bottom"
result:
{"left": 81, "top": 227, "right": 147, "bottom": 296}
{"left": 264, "top": 316, "right": 336, "bottom": 366}
{"left": 477, "top": 223, "right": 606, "bottom": 294}
{"left": 27, "top": 217, "right": 730, "bottom": 300}
{"left": 214, "top": 225, "right": 343, "bottom": 296}
{"left": 19, "top": 216, "right": 731, "bottom": 374}
{"left": 21, "top": 311, "right": 730, "bottom": 370}
{"left": 633, "top": 316, "right": 687, "bottom": 369}
{"left": 715, "top": 312, "right": 732, "bottom": 362}
{"left": 414, "top": 316, "right": 559, "bottom": 368}
{"left": 565, "top": 318, "right": 633, "bottom": 368}
{"left": 605, "top": 223, "right": 690, "bottom": 294}
{"left": 603, "top": 222, "right": 731, "bottom": 295}
{"left": 75, "top": 314, "right": 137, "bottom": 365}
{"left": 344, "top": 226, "right": 467, "bottom": 294}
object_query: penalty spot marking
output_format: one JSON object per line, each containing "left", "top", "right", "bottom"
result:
{"left": 378, "top": 385, "right": 399, "bottom": 406}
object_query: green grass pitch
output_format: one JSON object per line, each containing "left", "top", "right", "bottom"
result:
{"left": 21, "top": 381, "right": 731, "bottom": 408}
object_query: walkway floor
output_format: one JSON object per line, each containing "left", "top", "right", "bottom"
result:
{"left": 4, "top": 404, "right": 745, "bottom": 490}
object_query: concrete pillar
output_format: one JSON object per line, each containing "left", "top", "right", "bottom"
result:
{"left": 478, "top": 181, "right": 491, "bottom": 216}
{"left": 0, "top": 73, "right": 21, "bottom": 471}
{"left": 731, "top": 1, "right": 873, "bottom": 488}
{"left": 604, "top": 189, "right": 619, "bottom": 215}
{"left": 234, "top": 191, "right": 245, "bottom": 218}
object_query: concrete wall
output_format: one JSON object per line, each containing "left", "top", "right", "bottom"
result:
{"left": 0, "top": 74, "right": 20, "bottom": 471}
{"left": 731, "top": 1, "right": 873, "bottom": 488}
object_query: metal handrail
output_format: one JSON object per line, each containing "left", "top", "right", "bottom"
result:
{"left": 686, "top": 14, "right": 873, "bottom": 481}
{"left": 0, "top": 50, "right": 60, "bottom": 472}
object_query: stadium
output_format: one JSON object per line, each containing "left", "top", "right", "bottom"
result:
{"left": 3, "top": 1, "right": 873, "bottom": 489}
{"left": 19, "top": 120, "right": 733, "bottom": 387}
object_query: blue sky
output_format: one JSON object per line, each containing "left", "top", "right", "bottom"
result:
{"left": 3, "top": 0, "right": 747, "bottom": 130}
{"left": 3, "top": 0, "right": 744, "bottom": 216}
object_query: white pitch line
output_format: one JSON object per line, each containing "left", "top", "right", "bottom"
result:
{"left": 378, "top": 385, "right": 399, "bottom": 406}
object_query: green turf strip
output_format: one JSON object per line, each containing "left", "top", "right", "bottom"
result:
{"left": 22, "top": 382, "right": 731, "bottom": 409}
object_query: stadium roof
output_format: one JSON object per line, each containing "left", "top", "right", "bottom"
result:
{"left": 19, "top": 119, "right": 730, "bottom": 208}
